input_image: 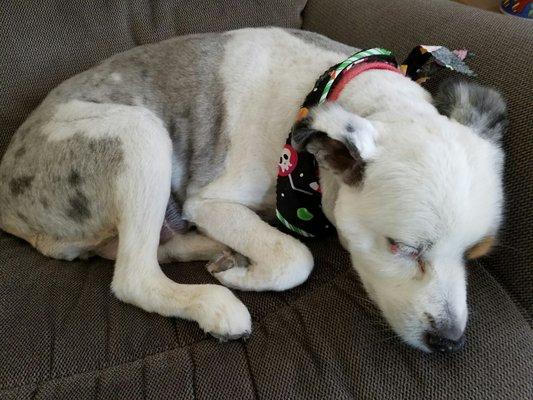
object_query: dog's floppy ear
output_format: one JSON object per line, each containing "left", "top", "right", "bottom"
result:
{"left": 291, "top": 103, "right": 378, "bottom": 185}
{"left": 434, "top": 79, "right": 508, "bottom": 143}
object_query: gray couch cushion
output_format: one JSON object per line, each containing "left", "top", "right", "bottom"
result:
{"left": 0, "top": 0, "right": 307, "bottom": 159}
{"left": 1, "top": 0, "right": 532, "bottom": 398}
{"left": 1, "top": 231, "right": 532, "bottom": 399}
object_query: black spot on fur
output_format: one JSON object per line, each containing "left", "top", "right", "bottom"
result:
{"left": 16, "top": 212, "right": 29, "bottom": 224}
{"left": 40, "top": 197, "right": 49, "bottom": 209}
{"left": 14, "top": 146, "right": 26, "bottom": 158}
{"left": 67, "top": 190, "right": 91, "bottom": 222}
{"left": 68, "top": 170, "right": 82, "bottom": 186}
{"left": 345, "top": 123, "right": 355, "bottom": 133}
{"left": 9, "top": 176, "right": 34, "bottom": 196}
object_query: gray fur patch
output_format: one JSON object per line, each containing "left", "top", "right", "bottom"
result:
{"left": 0, "top": 132, "right": 123, "bottom": 241}
{"left": 434, "top": 79, "right": 508, "bottom": 143}
{"left": 33, "top": 32, "right": 232, "bottom": 202}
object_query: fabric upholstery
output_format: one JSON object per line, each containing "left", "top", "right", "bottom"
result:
{"left": 303, "top": 0, "right": 533, "bottom": 324}
{"left": 1, "top": 0, "right": 532, "bottom": 398}
{"left": 1, "top": 231, "right": 532, "bottom": 399}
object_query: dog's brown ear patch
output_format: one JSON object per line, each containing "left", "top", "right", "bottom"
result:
{"left": 307, "top": 132, "right": 366, "bottom": 186}
{"left": 291, "top": 104, "right": 376, "bottom": 186}
{"left": 466, "top": 236, "right": 495, "bottom": 260}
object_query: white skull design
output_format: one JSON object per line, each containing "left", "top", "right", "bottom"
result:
{"left": 279, "top": 148, "right": 293, "bottom": 173}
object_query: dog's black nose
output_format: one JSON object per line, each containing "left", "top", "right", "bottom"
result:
{"left": 424, "top": 331, "right": 465, "bottom": 353}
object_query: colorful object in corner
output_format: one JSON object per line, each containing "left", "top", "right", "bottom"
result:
{"left": 500, "top": 0, "right": 533, "bottom": 18}
{"left": 275, "top": 46, "right": 475, "bottom": 239}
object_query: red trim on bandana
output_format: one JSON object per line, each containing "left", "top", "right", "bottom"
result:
{"left": 328, "top": 62, "right": 402, "bottom": 102}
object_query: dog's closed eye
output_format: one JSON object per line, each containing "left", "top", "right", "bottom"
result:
{"left": 387, "top": 237, "right": 420, "bottom": 258}
{"left": 387, "top": 238, "right": 426, "bottom": 273}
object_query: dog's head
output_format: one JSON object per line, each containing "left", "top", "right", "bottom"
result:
{"left": 293, "top": 78, "right": 507, "bottom": 352}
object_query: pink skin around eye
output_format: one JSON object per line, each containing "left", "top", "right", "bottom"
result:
{"left": 390, "top": 243, "right": 419, "bottom": 259}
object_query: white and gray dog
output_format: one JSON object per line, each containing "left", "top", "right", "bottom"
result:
{"left": 0, "top": 28, "right": 507, "bottom": 352}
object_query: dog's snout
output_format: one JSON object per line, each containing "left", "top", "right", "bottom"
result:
{"left": 424, "top": 329, "right": 466, "bottom": 353}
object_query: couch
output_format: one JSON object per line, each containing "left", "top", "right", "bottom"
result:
{"left": 1, "top": 0, "right": 531, "bottom": 398}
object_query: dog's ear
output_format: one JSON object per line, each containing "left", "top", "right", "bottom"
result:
{"left": 434, "top": 79, "right": 508, "bottom": 143}
{"left": 291, "top": 103, "right": 378, "bottom": 185}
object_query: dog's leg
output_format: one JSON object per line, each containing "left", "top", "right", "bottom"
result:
{"left": 157, "top": 232, "right": 227, "bottom": 263}
{"left": 91, "top": 232, "right": 227, "bottom": 263}
{"left": 109, "top": 109, "right": 250, "bottom": 339}
{"left": 185, "top": 199, "right": 314, "bottom": 291}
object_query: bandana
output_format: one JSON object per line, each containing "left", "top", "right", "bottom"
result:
{"left": 275, "top": 45, "right": 474, "bottom": 238}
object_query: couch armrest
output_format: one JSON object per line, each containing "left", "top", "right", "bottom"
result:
{"left": 302, "top": 0, "right": 533, "bottom": 322}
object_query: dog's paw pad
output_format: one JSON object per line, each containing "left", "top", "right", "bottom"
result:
{"left": 206, "top": 250, "right": 249, "bottom": 274}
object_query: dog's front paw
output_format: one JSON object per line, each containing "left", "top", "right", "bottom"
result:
{"left": 190, "top": 285, "right": 252, "bottom": 341}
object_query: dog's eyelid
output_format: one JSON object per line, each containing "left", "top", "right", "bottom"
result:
{"left": 387, "top": 237, "right": 421, "bottom": 257}
{"left": 386, "top": 237, "right": 416, "bottom": 249}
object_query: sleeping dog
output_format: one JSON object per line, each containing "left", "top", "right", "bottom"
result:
{"left": 0, "top": 28, "right": 507, "bottom": 352}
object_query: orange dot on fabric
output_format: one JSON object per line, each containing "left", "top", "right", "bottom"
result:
{"left": 296, "top": 107, "right": 309, "bottom": 121}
